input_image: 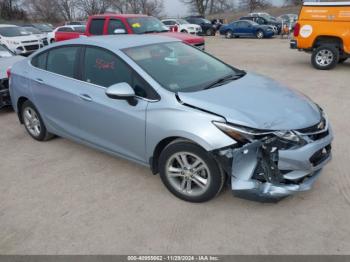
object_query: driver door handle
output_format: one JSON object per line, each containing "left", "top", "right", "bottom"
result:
{"left": 79, "top": 94, "right": 93, "bottom": 102}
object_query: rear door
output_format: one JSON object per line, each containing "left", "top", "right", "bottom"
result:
{"left": 30, "top": 46, "right": 84, "bottom": 137}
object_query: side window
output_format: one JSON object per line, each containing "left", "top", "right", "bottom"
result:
{"left": 90, "top": 19, "right": 105, "bottom": 35}
{"left": 162, "top": 21, "right": 171, "bottom": 25}
{"left": 31, "top": 52, "right": 47, "bottom": 70}
{"left": 108, "top": 19, "right": 126, "bottom": 34}
{"left": 47, "top": 46, "right": 79, "bottom": 78}
{"left": 83, "top": 47, "right": 132, "bottom": 88}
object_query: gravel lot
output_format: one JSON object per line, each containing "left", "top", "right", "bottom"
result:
{"left": 1, "top": 36, "right": 350, "bottom": 255}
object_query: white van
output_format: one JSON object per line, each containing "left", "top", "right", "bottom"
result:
{"left": 0, "top": 24, "right": 42, "bottom": 55}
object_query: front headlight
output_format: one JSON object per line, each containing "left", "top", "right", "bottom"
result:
{"left": 213, "top": 121, "right": 306, "bottom": 147}
{"left": 6, "top": 40, "right": 20, "bottom": 45}
{"left": 213, "top": 121, "right": 273, "bottom": 143}
{"left": 274, "top": 130, "right": 301, "bottom": 143}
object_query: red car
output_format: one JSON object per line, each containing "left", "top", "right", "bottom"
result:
{"left": 55, "top": 14, "right": 205, "bottom": 50}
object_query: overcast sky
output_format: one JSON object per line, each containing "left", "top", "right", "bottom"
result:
{"left": 163, "top": 0, "right": 285, "bottom": 17}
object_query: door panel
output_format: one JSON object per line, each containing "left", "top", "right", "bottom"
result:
{"left": 74, "top": 83, "right": 148, "bottom": 162}
{"left": 30, "top": 46, "right": 84, "bottom": 137}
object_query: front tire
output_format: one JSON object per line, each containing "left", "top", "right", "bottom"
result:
{"left": 312, "top": 45, "right": 339, "bottom": 70}
{"left": 21, "top": 100, "right": 53, "bottom": 141}
{"left": 159, "top": 140, "right": 225, "bottom": 203}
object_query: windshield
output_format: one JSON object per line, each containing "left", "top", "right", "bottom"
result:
{"left": 201, "top": 18, "right": 211, "bottom": 24}
{"left": 34, "top": 24, "right": 53, "bottom": 32}
{"left": 23, "top": 27, "right": 42, "bottom": 34}
{"left": 74, "top": 26, "right": 86, "bottom": 33}
{"left": 127, "top": 17, "right": 169, "bottom": 34}
{"left": 123, "top": 42, "right": 242, "bottom": 93}
{"left": 0, "top": 26, "right": 30, "bottom": 37}
{"left": 177, "top": 19, "right": 189, "bottom": 25}
{"left": 0, "top": 45, "right": 14, "bottom": 58}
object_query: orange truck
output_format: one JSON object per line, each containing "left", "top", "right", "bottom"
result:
{"left": 291, "top": 1, "right": 350, "bottom": 70}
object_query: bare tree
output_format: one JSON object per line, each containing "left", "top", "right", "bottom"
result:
{"left": 0, "top": 0, "right": 27, "bottom": 20}
{"left": 181, "top": 0, "right": 211, "bottom": 17}
{"left": 77, "top": 0, "right": 113, "bottom": 16}
{"left": 181, "top": 0, "right": 234, "bottom": 16}
{"left": 110, "top": 0, "right": 164, "bottom": 16}
{"left": 25, "top": 0, "right": 62, "bottom": 22}
{"left": 239, "top": 0, "right": 269, "bottom": 12}
{"left": 57, "top": 0, "right": 77, "bottom": 21}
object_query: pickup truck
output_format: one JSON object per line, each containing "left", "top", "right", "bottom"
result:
{"left": 55, "top": 14, "right": 205, "bottom": 50}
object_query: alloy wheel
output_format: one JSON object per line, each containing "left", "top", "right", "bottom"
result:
{"left": 165, "top": 152, "right": 211, "bottom": 197}
{"left": 23, "top": 107, "right": 41, "bottom": 137}
{"left": 315, "top": 49, "right": 334, "bottom": 67}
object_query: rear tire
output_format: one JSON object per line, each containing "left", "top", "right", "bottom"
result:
{"left": 312, "top": 45, "right": 339, "bottom": 70}
{"left": 159, "top": 140, "right": 225, "bottom": 203}
{"left": 21, "top": 100, "right": 53, "bottom": 141}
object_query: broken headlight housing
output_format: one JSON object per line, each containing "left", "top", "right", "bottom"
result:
{"left": 213, "top": 121, "right": 306, "bottom": 149}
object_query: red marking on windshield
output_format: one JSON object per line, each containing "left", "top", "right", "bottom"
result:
{"left": 96, "top": 59, "right": 115, "bottom": 70}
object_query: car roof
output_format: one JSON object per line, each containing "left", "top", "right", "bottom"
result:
{"left": 91, "top": 13, "right": 148, "bottom": 18}
{"left": 50, "top": 35, "right": 180, "bottom": 51}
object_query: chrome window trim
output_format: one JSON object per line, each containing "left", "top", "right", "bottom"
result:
{"left": 28, "top": 58, "right": 160, "bottom": 103}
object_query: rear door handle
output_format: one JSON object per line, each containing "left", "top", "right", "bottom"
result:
{"left": 35, "top": 78, "right": 44, "bottom": 83}
{"left": 79, "top": 94, "right": 93, "bottom": 102}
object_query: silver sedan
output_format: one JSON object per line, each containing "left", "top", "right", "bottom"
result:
{"left": 9, "top": 35, "right": 333, "bottom": 203}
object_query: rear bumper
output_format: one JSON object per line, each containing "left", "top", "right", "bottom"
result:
{"left": 290, "top": 40, "right": 297, "bottom": 49}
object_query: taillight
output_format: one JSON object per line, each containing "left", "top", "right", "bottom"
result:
{"left": 6, "top": 67, "right": 11, "bottom": 79}
{"left": 294, "top": 23, "right": 300, "bottom": 37}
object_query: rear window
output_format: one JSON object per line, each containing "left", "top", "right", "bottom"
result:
{"left": 47, "top": 47, "right": 79, "bottom": 78}
{"left": 31, "top": 52, "right": 48, "bottom": 70}
{"left": 90, "top": 19, "right": 105, "bottom": 35}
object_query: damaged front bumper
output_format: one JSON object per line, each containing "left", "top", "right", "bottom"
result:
{"left": 215, "top": 123, "right": 333, "bottom": 202}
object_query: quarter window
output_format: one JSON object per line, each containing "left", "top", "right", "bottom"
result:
{"left": 31, "top": 52, "right": 47, "bottom": 70}
{"left": 90, "top": 19, "right": 105, "bottom": 35}
{"left": 47, "top": 47, "right": 79, "bottom": 78}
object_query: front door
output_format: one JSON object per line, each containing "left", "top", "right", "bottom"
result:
{"left": 74, "top": 46, "right": 153, "bottom": 163}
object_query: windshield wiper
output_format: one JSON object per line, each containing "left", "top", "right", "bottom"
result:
{"left": 204, "top": 72, "right": 246, "bottom": 90}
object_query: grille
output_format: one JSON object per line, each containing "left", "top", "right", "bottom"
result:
{"left": 21, "top": 40, "right": 38, "bottom": 44}
{"left": 25, "top": 45, "right": 39, "bottom": 51}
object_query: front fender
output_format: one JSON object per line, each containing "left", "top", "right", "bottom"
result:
{"left": 145, "top": 100, "right": 236, "bottom": 160}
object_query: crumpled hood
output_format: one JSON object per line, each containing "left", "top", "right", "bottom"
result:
{"left": 178, "top": 73, "right": 321, "bottom": 130}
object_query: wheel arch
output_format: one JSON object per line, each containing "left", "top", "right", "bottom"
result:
{"left": 149, "top": 136, "right": 211, "bottom": 175}
{"left": 17, "top": 96, "right": 29, "bottom": 124}
{"left": 313, "top": 36, "right": 343, "bottom": 50}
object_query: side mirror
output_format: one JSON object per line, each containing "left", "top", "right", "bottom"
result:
{"left": 106, "top": 82, "right": 137, "bottom": 105}
{"left": 114, "top": 28, "right": 126, "bottom": 34}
